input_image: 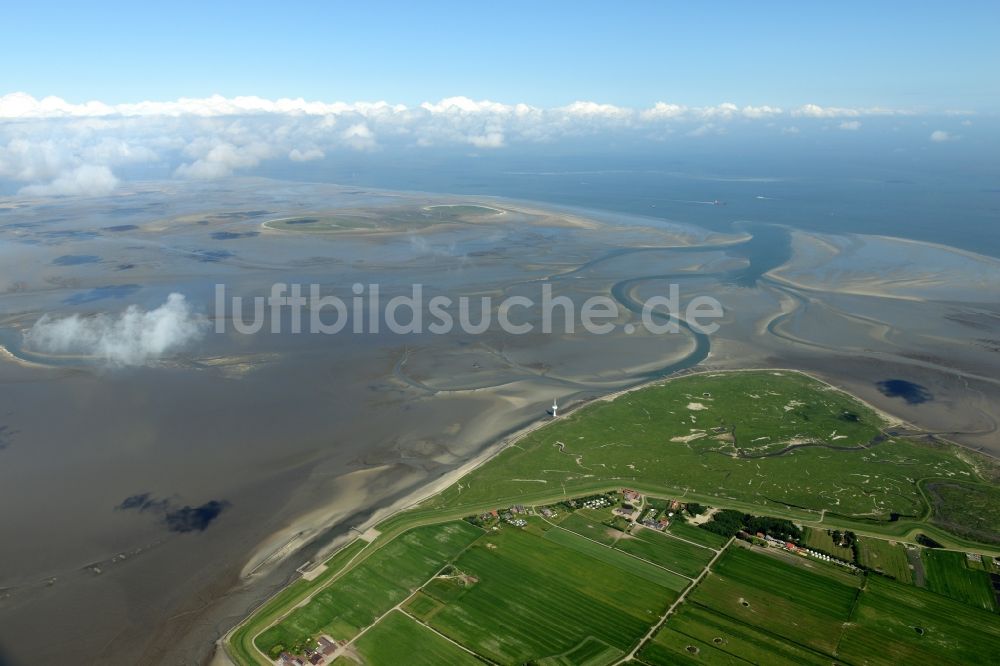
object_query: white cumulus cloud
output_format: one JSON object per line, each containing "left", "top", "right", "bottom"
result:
{"left": 341, "top": 123, "right": 377, "bottom": 151}
{"left": 839, "top": 120, "right": 862, "bottom": 131}
{"left": 288, "top": 147, "right": 325, "bottom": 162}
{"left": 468, "top": 131, "right": 505, "bottom": 148}
{"left": 929, "top": 130, "right": 954, "bottom": 142}
{"left": 0, "top": 92, "right": 935, "bottom": 195}
{"left": 420, "top": 96, "right": 516, "bottom": 115}
{"left": 24, "top": 293, "right": 209, "bottom": 366}
{"left": 175, "top": 139, "right": 276, "bottom": 179}
{"left": 793, "top": 104, "right": 902, "bottom": 119}
{"left": 739, "top": 105, "right": 783, "bottom": 119}
{"left": 20, "top": 164, "right": 119, "bottom": 196}
{"left": 639, "top": 102, "right": 687, "bottom": 120}
{"left": 560, "top": 100, "right": 632, "bottom": 119}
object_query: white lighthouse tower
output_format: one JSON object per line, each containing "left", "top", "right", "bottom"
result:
{"left": 551, "top": 398, "right": 559, "bottom": 418}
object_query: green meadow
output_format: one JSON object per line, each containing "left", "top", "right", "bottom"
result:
{"left": 535, "top": 636, "right": 624, "bottom": 666}
{"left": 542, "top": 520, "right": 691, "bottom": 591}
{"left": 640, "top": 602, "right": 835, "bottom": 666}
{"left": 643, "top": 545, "right": 1000, "bottom": 666}
{"left": 613, "top": 528, "right": 715, "bottom": 578}
{"left": 352, "top": 611, "right": 480, "bottom": 666}
{"left": 402, "top": 591, "right": 443, "bottom": 621}
{"left": 264, "top": 203, "right": 503, "bottom": 234}
{"left": 837, "top": 574, "right": 1000, "bottom": 665}
{"left": 254, "top": 521, "right": 480, "bottom": 658}
{"left": 856, "top": 536, "right": 913, "bottom": 583}
{"left": 423, "top": 523, "right": 676, "bottom": 664}
{"left": 683, "top": 546, "right": 862, "bottom": 656}
{"left": 801, "top": 526, "right": 856, "bottom": 560}
{"left": 556, "top": 511, "right": 620, "bottom": 546}
{"left": 429, "top": 372, "right": 990, "bottom": 531}
{"left": 227, "top": 538, "right": 369, "bottom": 665}
{"left": 264, "top": 214, "right": 383, "bottom": 232}
{"left": 921, "top": 548, "right": 997, "bottom": 611}
{"left": 666, "top": 519, "right": 730, "bottom": 549}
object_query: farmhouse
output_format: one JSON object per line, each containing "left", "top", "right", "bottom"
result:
{"left": 317, "top": 636, "right": 337, "bottom": 655}
{"left": 614, "top": 506, "right": 641, "bottom": 521}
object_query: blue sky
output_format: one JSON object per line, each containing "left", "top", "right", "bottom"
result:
{"left": 1, "top": 1, "right": 995, "bottom": 198}
{"left": 3, "top": 1, "right": 997, "bottom": 110}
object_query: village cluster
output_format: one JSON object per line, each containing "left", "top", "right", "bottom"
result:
{"left": 467, "top": 504, "right": 532, "bottom": 529}
{"left": 465, "top": 488, "right": 687, "bottom": 535}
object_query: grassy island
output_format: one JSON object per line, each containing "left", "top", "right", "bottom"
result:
{"left": 226, "top": 370, "right": 1000, "bottom": 666}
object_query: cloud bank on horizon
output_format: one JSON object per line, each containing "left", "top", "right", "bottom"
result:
{"left": 0, "top": 92, "right": 973, "bottom": 197}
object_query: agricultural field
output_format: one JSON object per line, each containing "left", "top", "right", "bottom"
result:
{"left": 428, "top": 372, "right": 991, "bottom": 531}
{"left": 556, "top": 511, "right": 621, "bottom": 545}
{"left": 666, "top": 519, "right": 730, "bottom": 549}
{"left": 640, "top": 603, "right": 835, "bottom": 666}
{"left": 802, "top": 526, "right": 855, "bottom": 561}
{"left": 534, "top": 636, "right": 624, "bottom": 666}
{"left": 684, "top": 546, "right": 862, "bottom": 656}
{"left": 640, "top": 625, "right": 748, "bottom": 665}
{"left": 254, "top": 521, "right": 481, "bottom": 658}
{"left": 856, "top": 537, "right": 913, "bottom": 583}
{"left": 613, "top": 527, "right": 715, "bottom": 578}
{"left": 920, "top": 548, "right": 998, "bottom": 611}
{"left": 837, "top": 574, "right": 1000, "bottom": 665}
{"left": 422, "top": 574, "right": 472, "bottom": 604}
{"left": 644, "top": 544, "right": 1000, "bottom": 666}
{"left": 401, "top": 591, "right": 443, "bottom": 621}
{"left": 542, "top": 521, "right": 690, "bottom": 591}
{"left": 351, "top": 611, "right": 481, "bottom": 666}
{"left": 423, "top": 523, "right": 675, "bottom": 664}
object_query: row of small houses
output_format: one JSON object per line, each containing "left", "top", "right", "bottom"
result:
{"left": 501, "top": 505, "right": 529, "bottom": 527}
{"left": 751, "top": 532, "right": 859, "bottom": 570}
